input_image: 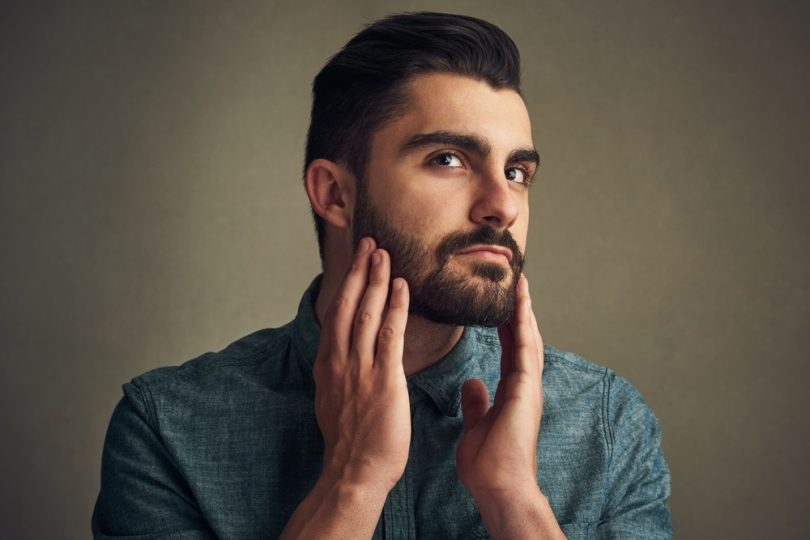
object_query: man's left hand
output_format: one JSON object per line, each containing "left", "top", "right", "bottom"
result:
{"left": 457, "top": 274, "right": 566, "bottom": 539}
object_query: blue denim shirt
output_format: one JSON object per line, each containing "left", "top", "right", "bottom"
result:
{"left": 92, "top": 276, "right": 672, "bottom": 539}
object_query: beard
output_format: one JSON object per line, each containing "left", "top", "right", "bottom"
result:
{"left": 352, "top": 182, "right": 525, "bottom": 327}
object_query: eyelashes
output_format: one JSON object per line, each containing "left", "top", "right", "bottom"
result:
{"left": 429, "top": 152, "right": 464, "bottom": 168}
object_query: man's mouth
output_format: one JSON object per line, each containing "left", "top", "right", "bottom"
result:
{"left": 455, "top": 244, "right": 513, "bottom": 265}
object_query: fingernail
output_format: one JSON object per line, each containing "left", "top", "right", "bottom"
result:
{"left": 357, "top": 238, "right": 368, "bottom": 254}
{"left": 393, "top": 278, "right": 403, "bottom": 290}
{"left": 371, "top": 251, "right": 381, "bottom": 266}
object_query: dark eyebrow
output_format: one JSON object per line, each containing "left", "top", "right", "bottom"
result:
{"left": 399, "top": 131, "right": 491, "bottom": 159}
{"left": 507, "top": 148, "right": 541, "bottom": 168}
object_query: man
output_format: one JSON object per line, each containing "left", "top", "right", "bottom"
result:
{"left": 93, "top": 12, "right": 672, "bottom": 539}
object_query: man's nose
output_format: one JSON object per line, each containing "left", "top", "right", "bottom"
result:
{"left": 469, "top": 171, "right": 520, "bottom": 229}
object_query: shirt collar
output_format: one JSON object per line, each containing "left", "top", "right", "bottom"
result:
{"left": 407, "top": 326, "right": 500, "bottom": 417}
{"left": 290, "top": 275, "right": 322, "bottom": 378}
{"left": 290, "top": 274, "right": 501, "bottom": 417}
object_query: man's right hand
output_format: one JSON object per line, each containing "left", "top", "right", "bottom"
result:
{"left": 280, "top": 237, "right": 411, "bottom": 539}
{"left": 314, "top": 236, "right": 412, "bottom": 492}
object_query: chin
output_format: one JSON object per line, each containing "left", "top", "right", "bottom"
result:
{"left": 470, "top": 262, "right": 511, "bottom": 282}
{"left": 407, "top": 267, "right": 517, "bottom": 327}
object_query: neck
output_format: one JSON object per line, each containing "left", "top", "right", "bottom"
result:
{"left": 314, "top": 269, "right": 463, "bottom": 376}
{"left": 400, "top": 315, "right": 464, "bottom": 375}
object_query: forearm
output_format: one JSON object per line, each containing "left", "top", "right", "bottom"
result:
{"left": 475, "top": 486, "right": 567, "bottom": 540}
{"left": 279, "top": 476, "right": 389, "bottom": 540}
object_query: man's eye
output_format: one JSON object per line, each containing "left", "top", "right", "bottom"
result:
{"left": 431, "top": 152, "right": 463, "bottom": 168}
{"left": 506, "top": 167, "right": 529, "bottom": 184}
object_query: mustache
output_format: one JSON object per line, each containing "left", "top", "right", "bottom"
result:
{"left": 435, "top": 226, "right": 524, "bottom": 268}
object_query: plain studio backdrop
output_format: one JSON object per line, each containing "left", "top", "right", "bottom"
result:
{"left": 1, "top": 1, "right": 808, "bottom": 538}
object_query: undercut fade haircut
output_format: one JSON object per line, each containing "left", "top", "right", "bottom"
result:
{"left": 304, "top": 12, "right": 522, "bottom": 262}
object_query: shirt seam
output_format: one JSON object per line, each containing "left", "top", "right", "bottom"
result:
{"left": 600, "top": 371, "right": 615, "bottom": 520}
{"left": 603, "top": 371, "right": 615, "bottom": 458}
{"left": 131, "top": 378, "right": 158, "bottom": 429}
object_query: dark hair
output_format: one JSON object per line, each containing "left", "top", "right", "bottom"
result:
{"left": 305, "top": 12, "right": 522, "bottom": 261}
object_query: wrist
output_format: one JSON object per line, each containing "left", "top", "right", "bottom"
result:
{"left": 320, "top": 449, "right": 405, "bottom": 496}
{"left": 316, "top": 465, "right": 395, "bottom": 505}
{"left": 473, "top": 485, "right": 564, "bottom": 540}
{"left": 473, "top": 482, "right": 544, "bottom": 517}
{"left": 280, "top": 467, "right": 393, "bottom": 539}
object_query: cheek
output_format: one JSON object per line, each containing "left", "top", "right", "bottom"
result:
{"left": 384, "top": 188, "right": 455, "bottom": 230}
{"left": 503, "top": 204, "right": 530, "bottom": 257}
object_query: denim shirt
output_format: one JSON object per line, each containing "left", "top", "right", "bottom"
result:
{"left": 92, "top": 276, "right": 672, "bottom": 539}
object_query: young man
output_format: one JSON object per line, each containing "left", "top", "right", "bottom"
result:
{"left": 93, "top": 13, "right": 672, "bottom": 539}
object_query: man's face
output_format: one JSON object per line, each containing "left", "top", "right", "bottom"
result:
{"left": 353, "top": 73, "right": 537, "bottom": 327}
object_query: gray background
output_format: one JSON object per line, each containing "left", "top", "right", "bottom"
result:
{"left": 2, "top": 1, "right": 808, "bottom": 538}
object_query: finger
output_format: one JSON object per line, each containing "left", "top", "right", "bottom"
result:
{"left": 530, "top": 306, "right": 545, "bottom": 423}
{"left": 530, "top": 304, "right": 545, "bottom": 375}
{"left": 322, "top": 237, "right": 376, "bottom": 355}
{"left": 461, "top": 379, "right": 490, "bottom": 433}
{"left": 352, "top": 248, "right": 392, "bottom": 358}
{"left": 512, "top": 275, "right": 540, "bottom": 378}
{"left": 375, "top": 277, "right": 409, "bottom": 370}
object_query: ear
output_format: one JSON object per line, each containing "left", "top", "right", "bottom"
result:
{"left": 304, "top": 158, "right": 355, "bottom": 230}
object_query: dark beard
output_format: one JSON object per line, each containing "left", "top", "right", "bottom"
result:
{"left": 352, "top": 182, "right": 525, "bottom": 327}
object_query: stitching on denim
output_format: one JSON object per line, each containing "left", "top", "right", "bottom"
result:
{"left": 602, "top": 372, "right": 615, "bottom": 463}
{"left": 599, "top": 371, "right": 614, "bottom": 519}
{"left": 132, "top": 378, "right": 157, "bottom": 430}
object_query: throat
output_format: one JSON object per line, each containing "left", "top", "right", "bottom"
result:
{"left": 402, "top": 316, "right": 464, "bottom": 376}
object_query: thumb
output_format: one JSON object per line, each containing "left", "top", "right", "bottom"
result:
{"left": 461, "top": 379, "right": 490, "bottom": 433}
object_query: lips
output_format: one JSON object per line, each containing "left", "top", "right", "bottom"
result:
{"left": 455, "top": 244, "right": 513, "bottom": 262}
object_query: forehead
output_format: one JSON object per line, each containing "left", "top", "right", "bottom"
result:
{"left": 371, "top": 73, "right": 534, "bottom": 156}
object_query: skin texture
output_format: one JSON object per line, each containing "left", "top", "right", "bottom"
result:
{"left": 286, "top": 74, "right": 566, "bottom": 539}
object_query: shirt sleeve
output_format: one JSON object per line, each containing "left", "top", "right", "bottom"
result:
{"left": 91, "top": 379, "right": 217, "bottom": 539}
{"left": 596, "top": 373, "right": 673, "bottom": 539}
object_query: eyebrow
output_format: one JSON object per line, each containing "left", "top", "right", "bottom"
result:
{"left": 400, "top": 131, "right": 491, "bottom": 158}
{"left": 508, "top": 148, "right": 541, "bottom": 168}
{"left": 399, "top": 130, "right": 540, "bottom": 167}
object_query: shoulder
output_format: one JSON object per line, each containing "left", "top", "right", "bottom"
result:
{"left": 541, "top": 344, "right": 663, "bottom": 453}
{"left": 543, "top": 343, "right": 611, "bottom": 377}
{"left": 542, "top": 344, "right": 650, "bottom": 405}
{"left": 122, "top": 323, "right": 304, "bottom": 424}
{"left": 541, "top": 343, "right": 612, "bottom": 404}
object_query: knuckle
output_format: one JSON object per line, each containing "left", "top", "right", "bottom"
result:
{"left": 355, "top": 310, "right": 373, "bottom": 325}
{"left": 333, "top": 294, "right": 348, "bottom": 309}
{"left": 378, "top": 325, "right": 397, "bottom": 341}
